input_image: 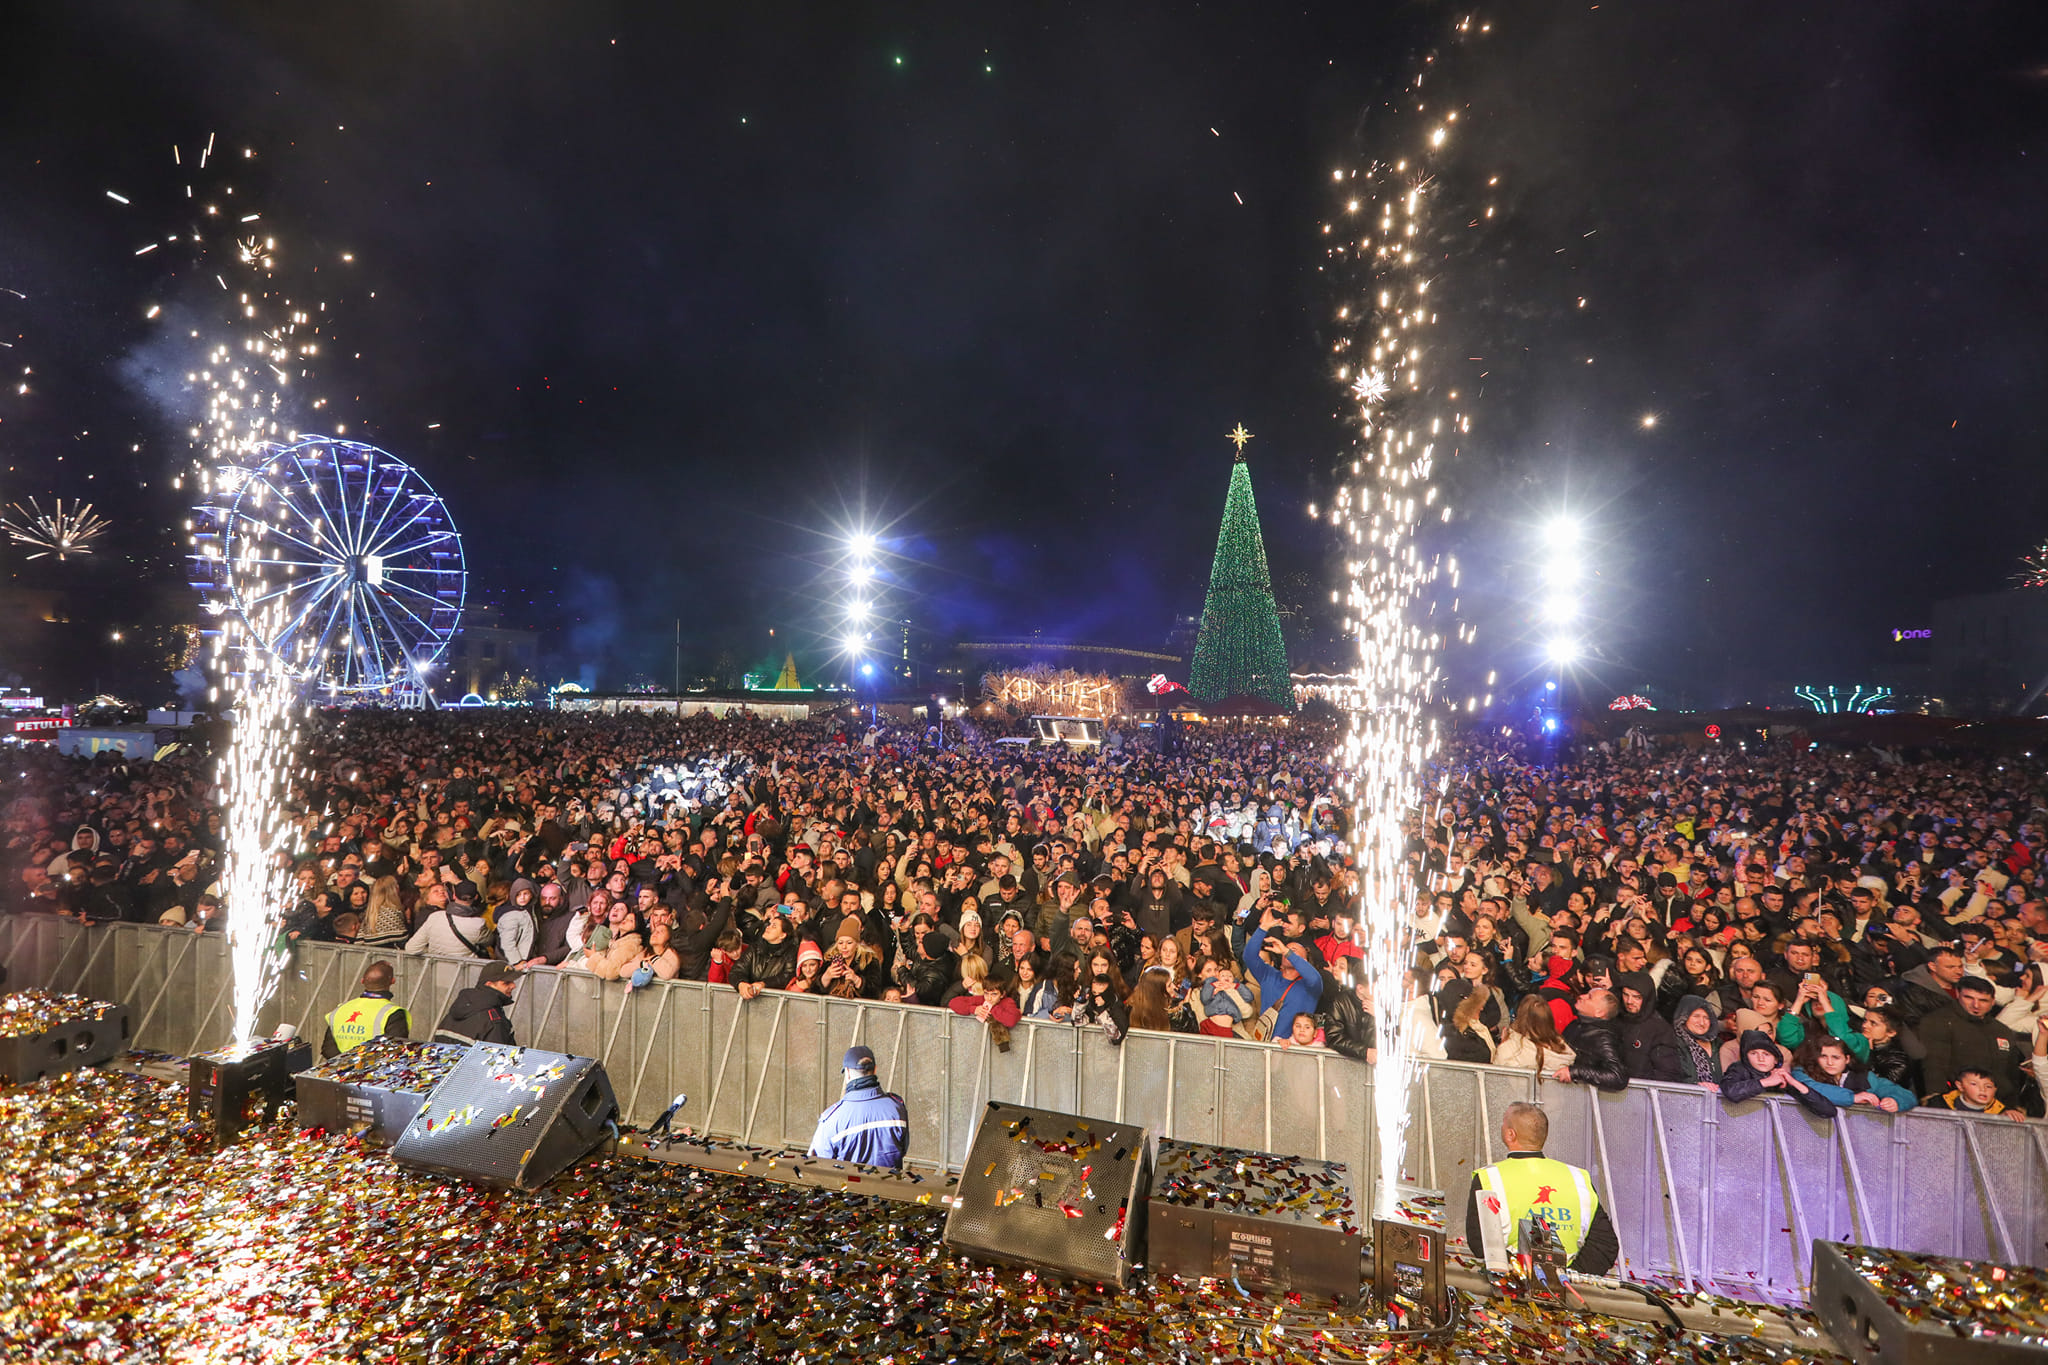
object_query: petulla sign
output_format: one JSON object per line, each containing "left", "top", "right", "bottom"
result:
{"left": 1892, "top": 628, "right": 1931, "bottom": 641}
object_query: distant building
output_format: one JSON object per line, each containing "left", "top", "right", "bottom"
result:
{"left": 444, "top": 603, "right": 540, "bottom": 700}
{"left": 1929, "top": 587, "right": 2048, "bottom": 714}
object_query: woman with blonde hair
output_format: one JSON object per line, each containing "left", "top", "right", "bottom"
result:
{"left": 362, "top": 875, "right": 410, "bottom": 947}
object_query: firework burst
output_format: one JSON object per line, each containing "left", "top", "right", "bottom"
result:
{"left": 2015, "top": 541, "right": 2048, "bottom": 590}
{"left": 3, "top": 497, "right": 111, "bottom": 560}
{"left": 1324, "top": 16, "right": 1489, "bottom": 1217}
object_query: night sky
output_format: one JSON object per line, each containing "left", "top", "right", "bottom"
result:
{"left": 2, "top": 3, "right": 2045, "bottom": 705}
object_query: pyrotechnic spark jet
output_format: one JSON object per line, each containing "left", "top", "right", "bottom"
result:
{"left": 1325, "top": 24, "right": 1485, "bottom": 1218}
{"left": 133, "top": 135, "right": 336, "bottom": 1043}
{"left": 3, "top": 498, "right": 110, "bottom": 560}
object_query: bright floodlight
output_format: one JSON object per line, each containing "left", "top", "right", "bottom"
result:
{"left": 1544, "top": 555, "right": 1581, "bottom": 585}
{"left": 849, "top": 562, "right": 873, "bottom": 584}
{"left": 841, "top": 635, "right": 861, "bottom": 654}
{"left": 1547, "top": 638, "right": 1580, "bottom": 666}
{"left": 1543, "top": 594, "right": 1579, "bottom": 623}
{"left": 848, "top": 600, "right": 870, "bottom": 621}
{"left": 1544, "top": 517, "right": 1580, "bottom": 549}
{"left": 849, "top": 532, "right": 876, "bottom": 555}
{"left": 860, "top": 662, "right": 876, "bottom": 678}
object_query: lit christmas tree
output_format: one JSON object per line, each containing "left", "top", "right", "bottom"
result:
{"left": 1188, "top": 425, "right": 1294, "bottom": 710}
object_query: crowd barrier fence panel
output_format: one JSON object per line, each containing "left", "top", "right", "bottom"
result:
{"left": 8, "top": 916, "right": 2045, "bottom": 1301}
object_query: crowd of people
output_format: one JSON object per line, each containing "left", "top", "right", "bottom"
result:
{"left": 5, "top": 707, "right": 2047, "bottom": 1123}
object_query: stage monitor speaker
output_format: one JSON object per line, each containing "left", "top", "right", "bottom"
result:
{"left": 1148, "top": 1139, "right": 1365, "bottom": 1306}
{"left": 942, "top": 1101, "right": 1151, "bottom": 1289}
{"left": 1813, "top": 1239, "right": 2047, "bottom": 1365}
{"left": 391, "top": 1043, "right": 617, "bottom": 1192}
{"left": 0, "top": 993, "right": 129, "bottom": 1084}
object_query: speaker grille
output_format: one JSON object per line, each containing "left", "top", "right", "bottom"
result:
{"left": 392, "top": 1043, "right": 616, "bottom": 1191}
{"left": 943, "top": 1101, "right": 1151, "bottom": 1287}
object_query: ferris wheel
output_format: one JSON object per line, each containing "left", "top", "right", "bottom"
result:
{"left": 189, "top": 435, "right": 465, "bottom": 697}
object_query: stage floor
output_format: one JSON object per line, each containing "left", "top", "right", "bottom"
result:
{"left": 0, "top": 1071, "right": 1843, "bottom": 1363}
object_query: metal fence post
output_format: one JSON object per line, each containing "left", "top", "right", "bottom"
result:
{"left": 1646, "top": 1087, "right": 1697, "bottom": 1291}
{"left": 625, "top": 986, "right": 673, "bottom": 1120}
{"left": 740, "top": 995, "right": 786, "bottom": 1146}
{"left": 1961, "top": 1119, "right": 2020, "bottom": 1264}
{"left": 1587, "top": 1088, "right": 1632, "bottom": 1277}
{"left": 1765, "top": 1102, "right": 1816, "bottom": 1290}
{"left": 131, "top": 934, "right": 198, "bottom": 1046}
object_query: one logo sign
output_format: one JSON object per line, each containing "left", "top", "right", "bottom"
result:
{"left": 1892, "top": 628, "right": 1931, "bottom": 641}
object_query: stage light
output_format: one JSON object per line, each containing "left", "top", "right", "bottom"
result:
{"left": 1543, "top": 594, "right": 1578, "bottom": 623}
{"left": 848, "top": 600, "right": 870, "bottom": 621}
{"left": 849, "top": 563, "right": 873, "bottom": 584}
{"left": 1544, "top": 517, "right": 1580, "bottom": 549}
{"left": 848, "top": 532, "right": 876, "bottom": 556}
{"left": 860, "top": 662, "right": 875, "bottom": 678}
{"left": 841, "top": 636, "right": 861, "bottom": 655}
{"left": 1547, "top": 638, "right": 1579, "bottom": 666}
{"left": 1542, "top": 716, "right": 1559, "bottom": 734}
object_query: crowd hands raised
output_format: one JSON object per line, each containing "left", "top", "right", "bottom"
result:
{"left": 5, "top": 709, "right": 2047, "bottom": 1124}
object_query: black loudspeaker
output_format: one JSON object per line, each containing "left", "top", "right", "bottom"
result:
{"left": 1813, "top": 1239, "right": 2048, "bottom": 1365}
{"left": 1147, "top": 1139, "right": 1366, "bottom": 1306}
{"left": 0, "top": 991, "right": 130, "bottom": 1083}
{"left": 942, "top": 1101, "right": 1151, "bottom": 1288}
{"left": 391, "top": 1043, "right": 617, "bottom": 1191}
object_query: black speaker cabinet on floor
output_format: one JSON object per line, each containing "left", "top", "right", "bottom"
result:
{"left": 391, "top": 1043, "right": 617, "bottom": 1191}
{"left": 0, "top": 992, "right": 130, "bottom": 1083}
{"left": 1813, "top": 1239, "right": 2048, "bottom": 1365}
{"left": 942, "top": 1101, "right": 1152, "bottom": 1288}
{"left": 1148, "top": 1139, "right": 1365, "bottom": 1305}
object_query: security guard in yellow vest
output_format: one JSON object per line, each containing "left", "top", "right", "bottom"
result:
{"left": 1465, "top": 1100, "right": 1618, "bottom": 1275}
{"left": 321, "top": 961, "right": 412, "bottom": 1059}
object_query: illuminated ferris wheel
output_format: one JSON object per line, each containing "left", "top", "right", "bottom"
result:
{"left": 189, "top": 435, "right": 465, "bottom": 696}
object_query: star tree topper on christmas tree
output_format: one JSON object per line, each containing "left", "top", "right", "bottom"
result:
{"left": 1187, "top": 425, "right": 1294, "bottom": 711}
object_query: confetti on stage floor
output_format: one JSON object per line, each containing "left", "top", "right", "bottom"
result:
{"left": 0, "top": 1070, "right": 1848, "bottom": 1363}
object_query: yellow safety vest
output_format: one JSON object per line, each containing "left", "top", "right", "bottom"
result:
{"left": 1475, "top": 1155, "right": 1599, "bottom": 1262}
{"left": 327, "top": 995, "right": 403, "bottom": 1054}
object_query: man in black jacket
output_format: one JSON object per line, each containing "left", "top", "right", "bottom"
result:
{"left": 1323, "top": 973, "right": 1378, "bottom": 1064}
{"left": 435, "top": 963, "right": 520, "bottom": 1046}
{"left": 1615, "top": 972, "right": 1685, "bottom": 1083}
{"left": 1554, "top": 991, "right": 1630, "bottom": 1092}
{"left": 1919, "top": 976, "right": 2030, "bottom": 1106}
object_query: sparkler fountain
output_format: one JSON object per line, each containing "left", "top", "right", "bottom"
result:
{"left": 1324, "top": 19, "right": 1489, "bottom": 1221}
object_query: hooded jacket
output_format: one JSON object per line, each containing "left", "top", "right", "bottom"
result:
{"left": 497, "top": 879, "right": 540, "bottom": 965}
{"left": 1720, "top": 1029, "right": 1836, "bottom": 1117}
{"left": 435, "top": 985, "right": 516, "bottom": 1046}
{"left": 1670, "top": 994, "right": 1724, "bottom": 1085}
{"left": 1616, "top": 971, "right": 1687, "bottom": 1083}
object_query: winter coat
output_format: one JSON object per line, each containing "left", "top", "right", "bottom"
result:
{"left": 1794, "top": 1067, "right": 1917, "bottom": 1114}
{"left": 1559, "top": 1016, "right": 1630, "bottom": 1092}
{"left": 497, "top": 883, "right": 539, "bottom": 965}
{"left": 1323, "top": 989, "right": 1378, "bottom": 1063}
{"left": 435, "top": 985, "right": 516, "bottom": 1046}
{"left": 807, "top": 1074, "right": 909, "bottom": 1168}
{"left": 1615, "top": 974, "right": 1687, "bottom": 1083}
{"left": 1495, "top": 1030, "right": 1576, "bottom": 1074}
{"left": 583, "top": 930, "right": 645, "bottom": 981}
{"left": 734, "top": 933, "right": 801, "bottom": 993}
{"left": 1719, "top": 1030, "right": 1836, "bottom": 1118}
{"left": 1918, "top": 1007, "right": 2028, "bottom": 1103}
{"left": 405, "top": 908, "right": 493, "bottom": 959}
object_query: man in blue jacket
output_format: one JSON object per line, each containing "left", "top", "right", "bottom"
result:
{"left": 1242, "top": 904, "right": 1322, "bottom": 1041}
{"left": 808, "top": 1045, "right": 909, "bottom": 1169}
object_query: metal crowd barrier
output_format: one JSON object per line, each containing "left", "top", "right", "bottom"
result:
{"left": 6, "top": 913, "right": 2045, "bottom": 1302}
